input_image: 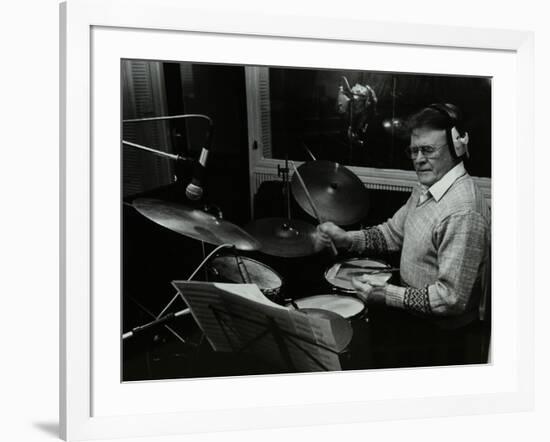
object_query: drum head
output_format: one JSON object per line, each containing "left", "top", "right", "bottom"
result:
{"left": 325, "top": 258, "right": 392, "bottom": 293}
{"left": 290, "top": 295, "right": 365, "bottom": 319}
{"left": 209, "top": 255, "right": 282, "bottom": 290}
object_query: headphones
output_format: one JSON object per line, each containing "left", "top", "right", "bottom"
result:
{"left": 428, "top": 103, "right": 470, "bottom": 159}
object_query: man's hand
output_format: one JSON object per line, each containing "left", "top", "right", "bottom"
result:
{"left": 351, "top": 275, "right": 387, "bottom": 305}
{"left": 316, "top": 222, "right": 352, "bottom": 250}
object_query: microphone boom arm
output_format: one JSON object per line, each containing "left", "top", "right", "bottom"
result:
{"left": 122, "top": 140, "right": 189, "bottom": 162}
{"left": 122, "top": 113, "right": 214, "bottom": 151}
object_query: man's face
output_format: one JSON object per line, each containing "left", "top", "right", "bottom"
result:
{"left": 410, "top": 127, "right": 457, "bottom": 187}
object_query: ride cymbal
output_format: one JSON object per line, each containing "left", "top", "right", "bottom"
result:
{"left": 291, "top": 160, "right": 368, "bottom": 226}
{"left": 133, "top": 198, "right": 261, "bottom": 251}
{"left": 244, "top": 217, "right": 323, "bottom": 258}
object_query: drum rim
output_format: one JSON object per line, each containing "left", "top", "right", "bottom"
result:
{"left": 209, "top": 254, "right": 284, "bottom": 286}
{"left": 326, "top": 256, "right": 392, "bottom": 270}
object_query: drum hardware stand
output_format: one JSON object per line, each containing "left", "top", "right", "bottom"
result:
{"left": 277, "top": 154, "right": 293, "bottom": 223}
{"left": 274, "top": 155, "right": 306, "bottom": 242}
{"left": 198, "top": 204, "right": 225, "bottom": 281}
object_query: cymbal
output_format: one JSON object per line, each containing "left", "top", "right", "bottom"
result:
{"left": 244, "top": 218, "right": 323, "bottom": 258}
{"left": 132, "top": 198, "right": 261, "bottom": 251}
{"left": 291, "top": 160, "right": 368, "bottom": 226}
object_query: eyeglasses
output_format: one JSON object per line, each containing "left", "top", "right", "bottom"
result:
{"left": 405, "top": 143, "right": 447, "bottom": 159}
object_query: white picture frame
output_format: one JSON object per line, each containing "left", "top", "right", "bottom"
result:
{"left": 60, "top": 0, "right": 534, "bottom": 440}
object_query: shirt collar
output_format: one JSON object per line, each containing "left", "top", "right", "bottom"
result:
{"left": 421, "top": 162, "right": 466, "bottom": 202}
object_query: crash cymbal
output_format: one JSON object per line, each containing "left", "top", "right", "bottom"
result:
{"left": 133, "top": 198, "right": 261, "bottom": 251}
{"left": 244, "top": 218, "right": 323, "bottom": 258}
{"left": 291, "top": 160, "right": 368, "bottom": 226}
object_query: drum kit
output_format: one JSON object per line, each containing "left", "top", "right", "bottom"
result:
{"left": 126, "top": 154, "right": 398, "bottom": 359}
{"left": 123, "top": 115, "right": 396, "bottom": 363}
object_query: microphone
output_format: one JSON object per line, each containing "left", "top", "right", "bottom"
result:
{"left": 121, "top": 113, "right": 214, "bottom": 201}
{"left": 186, "top": 125, "right": 214, "bottom": 201}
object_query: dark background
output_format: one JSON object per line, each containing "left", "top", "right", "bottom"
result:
{"left": 270, "top": 67, "right": 491, "bottom": 177}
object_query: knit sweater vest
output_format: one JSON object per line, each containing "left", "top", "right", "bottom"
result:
{"left": 350, "top": 173, "right": 490, "bottom": 319}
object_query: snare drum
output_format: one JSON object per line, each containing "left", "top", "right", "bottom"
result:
{"left": 208, "top": 255, "right": 283, "bottom": 301}
{"left": 325, "top": 258, "right": 393, "bottom": 294}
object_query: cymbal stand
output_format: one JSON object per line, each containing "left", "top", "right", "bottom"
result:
{"left": 278, "top": 154, "right": 294, "bottom": 223}
{"left": 198, "top": 204, "right": 224, "bottom": 282}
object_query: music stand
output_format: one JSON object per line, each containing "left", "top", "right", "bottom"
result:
{"left": 171, "top": 281, "right": 346, "bottom": 372}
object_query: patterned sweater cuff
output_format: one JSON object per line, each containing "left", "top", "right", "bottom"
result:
{"left": 384, "top": 284, "right": 406, "bottom": 308}
{"left": 347, "top": 227, "right": 388, "bottom": 254}
{"left": 348, "top": 231, "right": 366, "bottom": 254}
{"left": 403, "top": 285, "right": 432, "bottom": 315}
{"left": 385, "top": 284, "right": 433, "bottom": 315}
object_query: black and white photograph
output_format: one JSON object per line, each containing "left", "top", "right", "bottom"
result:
{"left": 121, "top": 60, "right": 492, "bottom": 381}
{"left": 5, "top": 0, "right": 546, "bottom": 440}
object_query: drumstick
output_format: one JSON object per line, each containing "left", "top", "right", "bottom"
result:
{"left": 301, "top": 142, "right": 317, "bottom": 161}
{"left": 342, "top": 263, "right": 400, "bottom": 272}
{"left": 290, "top": 161, "right": 338, "bottom": 256}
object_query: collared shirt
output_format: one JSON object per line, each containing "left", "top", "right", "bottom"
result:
{"left": 418, "top": 162, "right": 467, "bottom": 205}
{"left": 349, "top": 162, "right": 491, "bottom": 321}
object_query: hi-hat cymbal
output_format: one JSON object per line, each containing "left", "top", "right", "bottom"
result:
{"left": 133, "top": 198, "right": 261, "bottom": 251}
{"left": 291, "top": 160, "right": 368, "bottom": 226}
{"left": 244, "top": 218, "right": 323, "bottom": 258}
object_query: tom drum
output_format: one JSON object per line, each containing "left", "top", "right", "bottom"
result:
{"left": 208, "top": 255, "right": 284, "bottom": 302}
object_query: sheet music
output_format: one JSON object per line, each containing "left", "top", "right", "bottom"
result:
{"left": 213, "top": 283, "right": 286, "bottom": 309}
{"left": 171, "top": 281, "right": 241, "bottom": 352}
{"left": 290, "top": 311, "right": 341, "bottom": 371}
{"left": 172, "top": 281, "right": 345, "bottom": 371}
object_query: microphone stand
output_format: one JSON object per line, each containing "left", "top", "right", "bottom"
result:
{"left": 123, "top": 113, "right": 216, "bottom": 272}
{"left": 122, "top": 243, "right": 236, "bottom": 340}
{"left": 122, "top": 114, "right": 213, "bottom": 160}
{"left": 122, "top": 307, "right": 191, "bottom": 340}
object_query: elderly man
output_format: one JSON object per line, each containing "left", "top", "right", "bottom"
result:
{"left": 318, "top": 103, "right": 491, "bottom": 333}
